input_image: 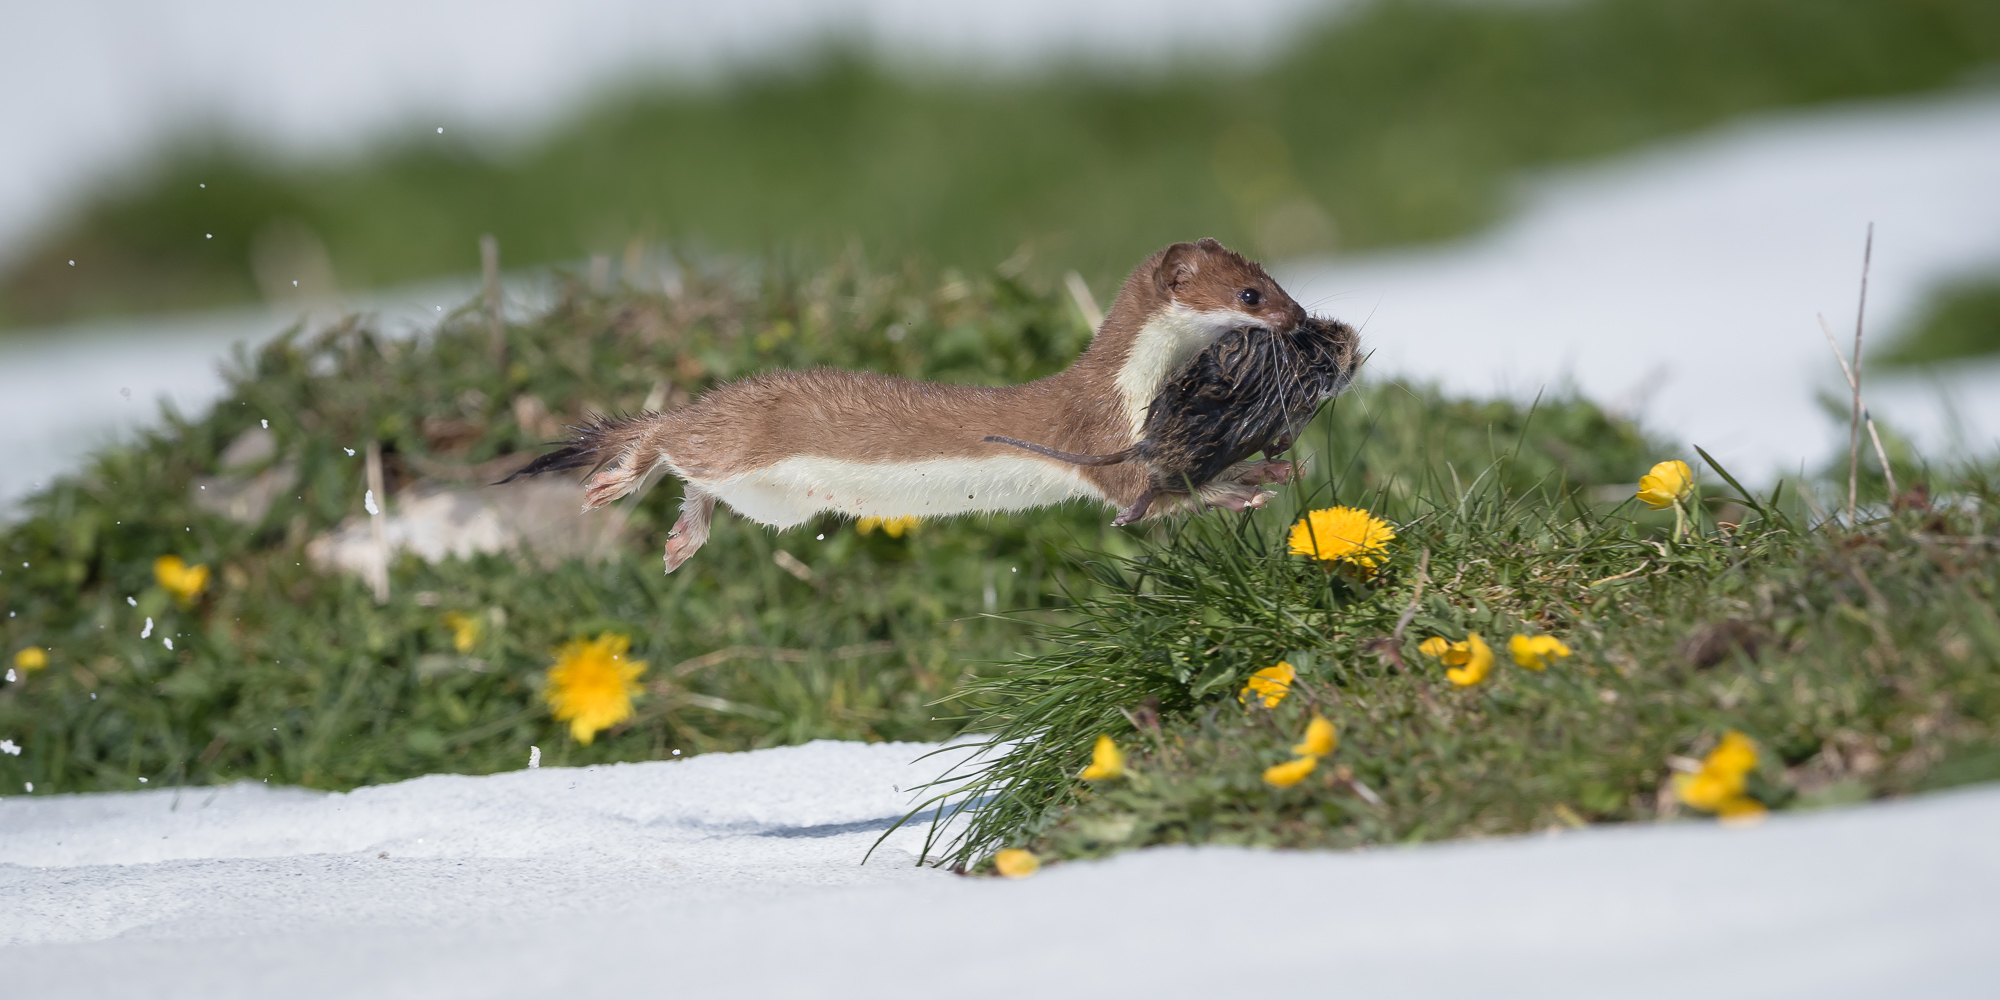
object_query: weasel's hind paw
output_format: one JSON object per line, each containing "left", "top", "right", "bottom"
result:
{"left": 581, "top": 461, "right": 646, "bottom": 511}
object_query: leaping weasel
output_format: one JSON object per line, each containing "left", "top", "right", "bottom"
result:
{"left": 504, "top": 238, "right": 1311, "bottom": 573}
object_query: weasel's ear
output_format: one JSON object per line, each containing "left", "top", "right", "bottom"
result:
{"left": 1156, "top": 241, "right": 1202, "bottom": 296}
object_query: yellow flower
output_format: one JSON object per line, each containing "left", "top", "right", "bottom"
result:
{"left": 1238, "top": 661, "right": 1297, "bottom": 708}
{"left": 442, "top": 612, "right": 482, "bottom": 654}
{"left": 993, "top": 848, "right": 1041, "bottom": 879}
{"left": 1079, "top": 734, "right": 1126, "bottom": 780}
{"left": 857, "top": 515, "right": 920, "bottom": 538}
{"left": 1508, "top": 634, "right": 1571, "bottom": 671}
{"left": 13, "top": 647, "right": 48, "bottom": 673}
{"left": 1445, "top": 633, "right": 1494, "bottom": 687}
{"left": 1673, "top": 730, "right": 1763, "bottom": 817}
{"left": 1288, "top": 507, "right": 1396, "bottom": 573}
{"left": 1263, "top": 756, "right": 1318, "bottom": 788}
{"left": 1293, "top": 716, "right": 1337, "bottom": 758}
{"left": 1422, "top": 633, "right": 1494, "bottom": 686}
{"left": 1715, "top": 796, "right": 1769, "bottom": 823}
{"left": 543, "top": 632, "right": 647, "bottom": 745}
{"left": 153, "top": 555, "right": 210, "bottom": 605}
{"left": 1709, "top": 730, "right": 1755, "bottom": 771}
{"left": 1636, "top": 460, "right": 1694, "bottom": 509}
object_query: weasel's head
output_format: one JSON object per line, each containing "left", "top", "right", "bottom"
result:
{"left": 1152, "top": 238, "right": 1306, "bottom": 333}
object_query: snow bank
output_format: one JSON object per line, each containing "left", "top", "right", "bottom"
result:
{"left": 0, "top": 739, "right": 983, "bottom": 946}
{"left": 1282, "top": 90, "right": 2000, "bottom": 479}
{"left": 4, "top": 738, "right": 1997, "bottom": 999}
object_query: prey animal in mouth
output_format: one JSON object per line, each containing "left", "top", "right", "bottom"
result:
{"left": 985, "top": 314, "right": 1361, "bottom": 525}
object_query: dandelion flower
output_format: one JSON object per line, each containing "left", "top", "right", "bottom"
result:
{"left": 1288, "top": 507, "right": 1396, "bottom": 572}
{"left": 1420, "top": 633, "right": 1494, "bottom": 686}
{"left": 1715, "top": 796, "right": 1769, "bottom": 823}
{"left": 1636, "top": 460, "right": 1694, "bottom": 510}
{"left": 1673, "top": 730, "right": 1763, "bottom": 818}
{"left": 1445, "top": 633, "right": 1494, "bottom": 687}
{"left": 1707, "top": 729, "right": 1758, "bottom": 776}
{"left": 13, "top": 647, "right": 47, "bottom": 673}
{"left": 857, "top": 515, "right": 920, "bottom": 538}
{"left": 1508, "top": 634, "right": 1571, "bottom": 671}
{"left": 543, "top": 633, "right": 647, "bottom": 745}
{"left": 1239, "top": 661, "right": 1297, "bottom": 708}
{"left": 993, "top": 848, "right": 1041, "bottom": 879}
{"left": 153, "top": 555, "right": 209, "bottom": 605}
{"left": 442, "top": 612, "right": 482, "bottom": 654}
{"left": 1263, "top": 756, "right": 1318, "bottom": 788}
{"left": 1293, "top": 716, "right": 1337, "bottom": 758}
{"left": 1079, "top": 734, "right": 1125, "bottom": 780}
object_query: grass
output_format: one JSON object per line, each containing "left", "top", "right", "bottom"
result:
{"left": 1881, "top": 275, "right": 2000, "bottom": 365}
{"left": 919, "top": 435, "right": 2000, "bottom": 871}
{"left": 6, "top": 0, "right": 1999, "bottom": 328}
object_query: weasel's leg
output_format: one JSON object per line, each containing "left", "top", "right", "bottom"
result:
{"left": 1234, "top": 460, "right": 1294, "bottom": 485}
{"left": 582, "top": 458, "right": 652, "bottom": 511}
{"left": 664, "top": 491, "right": 716, "bottom": 573}
{"left": 1110, "top": 489, "right": 1161, "bottom": 527}
{"left": 1198, "top": 480, "right": 1277, "bottom": 513}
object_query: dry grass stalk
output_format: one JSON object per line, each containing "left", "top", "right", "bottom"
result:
{"left": 363, "top": 441, "right": 390, "bottom": 605}
{"left": 1063, "top": 270, "right": 1104, "bottom": 332}
{"left": 1846, "top": 225, "right": 1873, "bottom": 523}
{"left": 481, "top": 234, "right": 504, "bottom": 366}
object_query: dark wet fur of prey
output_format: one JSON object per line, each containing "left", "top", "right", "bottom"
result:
{"left": 988, "top": 315, "right": 1361, "bottom": 519}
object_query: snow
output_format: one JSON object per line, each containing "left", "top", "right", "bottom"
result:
{"left": 1282, "top": 89, "right": 2000, "bottom": 481}
{"left": 0, "top": 740, "right": 980, "bottom": 947}
{"left": 4, "top": 738, "right": 1997, "bottom": 998}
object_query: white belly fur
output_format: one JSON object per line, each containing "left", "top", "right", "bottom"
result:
{"left": 697, "top": 454, "right": 1103, "bottom": 528}
{"left": 1113, "top": 305, "right": 1269, "bottom": 437}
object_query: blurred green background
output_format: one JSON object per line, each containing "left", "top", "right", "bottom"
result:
{"left": 6, "top": 0, "right": 1999, "bottom": 335}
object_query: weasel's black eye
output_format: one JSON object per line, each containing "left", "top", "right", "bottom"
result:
{"left": 1238, "top": 288, "right": 1262, "bottom": 307}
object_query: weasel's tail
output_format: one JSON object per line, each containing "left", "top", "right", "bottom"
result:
{"left": 983, "top": 435, "right": 1137, "bottom": 467}
{"left": 499, "top": 412, "right": 671, "bottom": 510}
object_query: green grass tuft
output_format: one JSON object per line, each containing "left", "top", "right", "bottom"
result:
{"left": 921, "top": 438, "right": 2000, "bottom": 870}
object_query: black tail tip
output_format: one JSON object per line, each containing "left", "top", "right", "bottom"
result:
{"left": 492, "top": 444, "right": 593, "bottom": 485}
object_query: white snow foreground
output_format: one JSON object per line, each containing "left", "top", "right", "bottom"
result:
{"left": 3, "top": 741, "right": 1998, "bottom": 999}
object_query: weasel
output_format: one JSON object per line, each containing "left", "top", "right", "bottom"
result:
{"left": 985, "top": 315, "right": 1361, "bottom": 525}
{"left": 503, "top": 238, "right": 1308, "bottom": 572}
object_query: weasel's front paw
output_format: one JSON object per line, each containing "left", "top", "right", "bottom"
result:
{"left": 581, "top": 463, "right": 644, "bottom": 510}
{"left": 1235, "top": 460, "right": 1294, "bottom": 485}
{"left": 1208, "top": 485, "right": 1276, "bottom": 513}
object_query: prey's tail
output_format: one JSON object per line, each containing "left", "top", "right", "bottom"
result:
{"left": 499, "top": 412, "right": 671, "bottom": 510}
{"left": 983, "top": 435, "right": 1138, "bottom": 467}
